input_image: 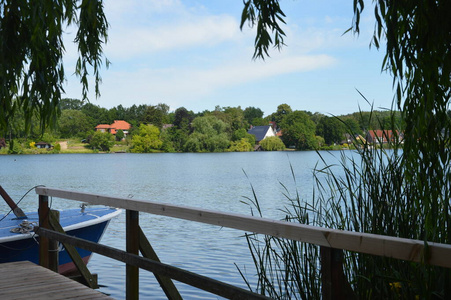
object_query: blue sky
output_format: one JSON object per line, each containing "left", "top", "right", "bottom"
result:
{"left": 63, "top": 0, "right": 395, "bottom": 116}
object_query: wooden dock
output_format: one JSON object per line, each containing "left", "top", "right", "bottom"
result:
{"left": 0, "top": 261, "right": 113, "bottom": 300}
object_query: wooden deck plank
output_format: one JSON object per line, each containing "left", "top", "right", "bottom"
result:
{"left": 0, "top": 261, "right": 113, "bottom": 300}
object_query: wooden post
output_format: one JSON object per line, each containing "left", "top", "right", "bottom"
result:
{"left": 48, "top": 210, "right": 98, "bottom": 289}
{"left": 320, "top": 247, "right": 356, "bottom": 300}
{"left": 38, "top": 195, "right": 50, "bottom": 269}
{"left": 126, "top": 210, "right": 139, "bottom": 300}
{"left": 138, "top": 226, "right": 182, "bottom": 300}
{"left": 0, "top": 185, "right": 27, "bottom": 219}
{"left": 48, "top": 210, "right": 60, "bottom": 272}
{"left": 446, "top": 269, "right": 450, "bottom": 300}
{"left": 37, "top": 227, "right": 270, "bottom": 299}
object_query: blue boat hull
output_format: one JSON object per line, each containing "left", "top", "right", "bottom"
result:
{"left": 0, "top": 206, "right": 121, "bottom": 274}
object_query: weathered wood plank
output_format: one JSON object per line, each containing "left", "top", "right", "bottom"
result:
{"left": 38, "top": 195, "right": 50, "bottom": 269}
{"left": 0, "top": 185, "right": 27, "bottom": 218}
{"left": 320, "top": 247, "right": 356, "bottom": 300}
{"left": 0, "top": 261, "right": 112, "bottom": 300}
{"left": 126, "top": 210, "right": 139, "bottom": 300}
{"left": 48, "top": 210, "right": 98, "bottom": 289}
{"left": 35, "top": 187, "right": 330, "bottom": 245}
{"left": 138, "top": 226, "right": 183, "bottom": 300}
{"left": 35, "top": 187, "right": 451, "bottom": 268}
{"left": 49, "top": 210, "right": 59, "bottom": 272}
{"left": 36, "top": 228, "right": 271, "bottom": 300}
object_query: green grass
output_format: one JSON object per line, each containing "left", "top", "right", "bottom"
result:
{"left": 111, "top": 143, "right": 129, "bottom": 153}
{"left": 1, "top": 139, "right": 131, "bottom": 154}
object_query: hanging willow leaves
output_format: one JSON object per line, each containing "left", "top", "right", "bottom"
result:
{"left": 353, "top": 0, "right": 451, "bottom": 245}
{"left": 240, "top": 0, "right": 451, "bottom": 298}
{"left": 0, "top": 0, "right": 109, "bottom": 135}
{"left": 240, "top": 0, "right": 286, "bottom": 60}
{"left": 241, "top": 0, "right": 451, "bottom": 243}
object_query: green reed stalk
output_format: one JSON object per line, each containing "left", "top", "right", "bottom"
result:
{"left": 239, "top": 109, "right": 451, "bottom": 299}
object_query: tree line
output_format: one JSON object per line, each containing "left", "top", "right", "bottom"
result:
{"left": 2, "top": 98, "right": 404, "bottom": 153}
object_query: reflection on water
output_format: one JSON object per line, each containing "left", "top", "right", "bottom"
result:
{"left": 0, "top": 151, "right": 342, "bottom": 299}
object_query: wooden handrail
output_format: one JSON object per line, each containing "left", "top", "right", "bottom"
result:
{"left": 35, "top": 227, "right": 270, "bottom": 300}
{"left": 35, "top": 187, "right": 451, "bottom": 269}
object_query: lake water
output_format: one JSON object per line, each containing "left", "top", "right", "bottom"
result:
{"left": 0, "top": 151, "right": 343, "bottom": 299}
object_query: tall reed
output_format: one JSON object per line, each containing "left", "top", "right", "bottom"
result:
{"left": 238, "top": 169, "right": 322, "bottom": 299}
{"left": 239, "top": 109, "right": 451, "bottom": 299}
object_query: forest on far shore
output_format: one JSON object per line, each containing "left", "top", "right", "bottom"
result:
{"left": 1, "top": 98, "right": 405, "bottom": 154}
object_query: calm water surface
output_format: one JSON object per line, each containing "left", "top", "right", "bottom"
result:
{"left": 0, "top": 151, "right": 343, "bottom": 299}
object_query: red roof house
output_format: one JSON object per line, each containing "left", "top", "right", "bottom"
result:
{"left": 111, "top": 120, "right": 131, "bottom": 131}
{"left": 95, "top": 120, "right": 131, "bottom": 137}
{"left": 95, "top": 124, "right": 111, "bottom": 132}
{"left": 365, "top": 130, "right": 402, "bottom": 144}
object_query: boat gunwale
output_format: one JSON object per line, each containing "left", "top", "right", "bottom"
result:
{"left": 0, "top": 207, "right": 122, "bottom": 243}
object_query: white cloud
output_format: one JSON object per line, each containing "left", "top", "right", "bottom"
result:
{"left": 105, "top": 14, "right": 240, "bottom": 59}
{"left": 197, "top": 55, "right": 336, "bottom": 88}
{"left": 88, "top": 53, "right": 336, "bottom": 110}
{"left": 105, "top": 0, "right": 184, "bottom": 18}
{"left": 62, "top": 1, "right": 394, "bottom": 115}
{"left": 102, "top": 0, "right": 246, "bottom": 61}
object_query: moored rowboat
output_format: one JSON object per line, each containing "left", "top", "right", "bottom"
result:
{"left": 0, "top": 205, "right": 121, "bottom": 274}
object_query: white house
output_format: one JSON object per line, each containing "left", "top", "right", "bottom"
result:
{"left": 247, "top": 125, "right": 276, "bottom": 143}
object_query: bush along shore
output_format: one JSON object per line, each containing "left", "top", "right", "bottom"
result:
{"left": 2, "top": 99, "right": 406, "bottom": 154}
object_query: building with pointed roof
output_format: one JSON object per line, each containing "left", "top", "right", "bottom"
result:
{"left": 247, "top": 125, "right": 276, "bottom": 143}
{"left": 95, "top": 120, "right": 131, "bottom": 137}
{"left": 365, "top": 130, "right": 402, "bottom": 144}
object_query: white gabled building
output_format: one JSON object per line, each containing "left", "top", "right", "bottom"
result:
{"left": 247, "top": 125, "right": 276, "bottom": 143}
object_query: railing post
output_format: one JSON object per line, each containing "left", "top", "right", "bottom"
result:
{"left": 48, "top": 210, "right": 98, "bottom": 288}
{"left": 320, "top": 246, "right": 356, "bottom": 300}
{"left": 38, "top": 195, "right": 50, "bottom": 269}
{"left": 138, "top": 226, "right": 182, "bottom": 300}
{"left": 126, "top": 210, "right": 139, "bottom": 300}
{"left": 48, "top": 209, "right": 60, "bottom": 272}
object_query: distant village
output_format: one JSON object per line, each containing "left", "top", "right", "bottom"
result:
{"left": 0, "top": 99, "right": 404, "bottom": 154}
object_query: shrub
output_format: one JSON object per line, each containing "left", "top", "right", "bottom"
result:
{"left": 53, "top": 143, "right": 61, "bottom": 152}
{"left": 260, "top": 136, "right": 285, "bottom": 151}
{"left": 130, "top": 124, "right": 163, "bottom": 153}
{"left": 89, "top": 131, "right": 115, "bottom": 151}
{"left": 8, "top": 139, "right": 23, "bottom": 154}
{"left": 227, "top": 138, "right": 253, "bottom": 152}
{"left": 115, "top": 129, "right": 125, "bottom": 141}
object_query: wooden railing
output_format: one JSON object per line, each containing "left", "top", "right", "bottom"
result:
{"left": 35, "top": 187, "right": 451, "bottom": 299}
